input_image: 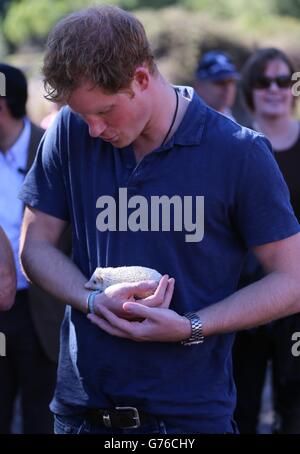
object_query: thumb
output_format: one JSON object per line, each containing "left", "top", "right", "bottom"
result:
{"left": 123, "top": 301, "right": 156, "bottom": 318}
{"left": 126, "top": 280, "right": 158, "bottom": 297}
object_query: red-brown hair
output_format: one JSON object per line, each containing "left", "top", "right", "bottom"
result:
{"left": 43, "top": 5, "right": 156, "bottom": 102}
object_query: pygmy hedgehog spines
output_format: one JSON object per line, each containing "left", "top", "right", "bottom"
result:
{"left": 85, "top": 266, "right": 162, "bottom": 295}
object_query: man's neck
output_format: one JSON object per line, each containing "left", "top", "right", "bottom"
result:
{"left": 132, "top": 78, "right": 182, "bottom": 162}
{"left": 0, "top": 118, "right": 25, "bottom": 153}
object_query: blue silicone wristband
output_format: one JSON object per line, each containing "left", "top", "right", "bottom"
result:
{"left": 86, "top": 290, "right": 102, "bottom": 314}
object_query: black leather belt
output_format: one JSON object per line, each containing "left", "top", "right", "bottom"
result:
{"left": 85, "top": 406, "right": 149, "bottom": 429}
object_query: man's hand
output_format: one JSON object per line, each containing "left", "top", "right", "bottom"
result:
{"left": 92, "top": 274, "right": 173, "bottom": 320}
{"left": 87, "top": 298, "right": 191, "bottom": 342}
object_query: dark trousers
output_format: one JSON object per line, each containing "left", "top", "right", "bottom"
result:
{"left": 0, "top": 290, "right": 57, "bottom": 434}
{"left": 233, "top": 315, "right": 300, "bottom": 434}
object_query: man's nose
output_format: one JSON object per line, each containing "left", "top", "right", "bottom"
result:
{"left": 87, "top": 118, "right": 107, "bottom": 138}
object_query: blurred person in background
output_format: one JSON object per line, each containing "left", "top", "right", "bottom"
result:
{"left": 233, "top": 48, "right": 300, "bottom": 434}
{"left": 0, "top": 226, "right": 16, "bottom": 311}
{"left": 194, "top": 50, "right": 239, "bottom": 120}
{"left": 0, "top": 63, "right": 65, "bottom": 433}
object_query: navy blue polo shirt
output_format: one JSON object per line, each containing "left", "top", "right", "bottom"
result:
{"left": 20, "top": 89, "right": 300, "bottom": 432}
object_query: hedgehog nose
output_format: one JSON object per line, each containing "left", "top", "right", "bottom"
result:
{"left": 84, "top": 282, "right": 91, "bottom": 289}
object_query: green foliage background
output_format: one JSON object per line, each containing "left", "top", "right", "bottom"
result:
{"left": 1, "top": 0, "right": 300, "bottom": 120}
{"left": 2, "top": 0, "right": 300, "bottom": 48}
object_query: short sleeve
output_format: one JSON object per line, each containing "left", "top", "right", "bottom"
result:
{"left": 234, "top": 135, "right": 300, "bottom": 247}
{"left": 19, "top": 114, "right": 70, "bottom": 221}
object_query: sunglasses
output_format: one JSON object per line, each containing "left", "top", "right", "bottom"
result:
{"left": 253, "top": 75, "right": 292, "bottom": 90}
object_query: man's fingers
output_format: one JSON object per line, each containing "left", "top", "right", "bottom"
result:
{"left": 123, "top": 301, "right": 153, "bottom": 318}
{"left": 121, "top": 280, "right": 159, "bottom": 296}
{"left": 87, "top": 313, "right": 130, "bottom": 338}
{"left": 140, "top": 275, "right": 169, "bottom": 307}
{"left": 161, "top": 278, "right": 175, "bottom": 308}
{"left": 92, "top": 302, "right": 144, "bottom": 336}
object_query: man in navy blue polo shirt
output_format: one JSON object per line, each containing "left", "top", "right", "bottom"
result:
{"left": 19, "top": 6, "right": 300, "bottom": 434}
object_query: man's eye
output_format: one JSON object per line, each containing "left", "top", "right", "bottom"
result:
{"left": 98, "top": 107, "right": 113, "bottom": 115}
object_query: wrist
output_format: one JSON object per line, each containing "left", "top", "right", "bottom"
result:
{"left": 180, "top": 315, "right": 192, "bottom": 340}
{"left": 86, "top": 289, "right": 103, "bottom": 314}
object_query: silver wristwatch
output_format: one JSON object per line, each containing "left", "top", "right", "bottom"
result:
{"left": 181, "top": 312, "right": 204, "bottom": 346}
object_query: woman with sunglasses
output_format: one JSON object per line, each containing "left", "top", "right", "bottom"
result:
{"left": 233, "top": 48, "right": 300, "bottom": 434}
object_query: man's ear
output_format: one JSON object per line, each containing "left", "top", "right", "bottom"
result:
{"left": 133, "top": 67, "right": 150, "bottom": 91}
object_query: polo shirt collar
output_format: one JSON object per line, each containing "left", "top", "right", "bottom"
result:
{"left": 159, "top": 87, "right": 207, "bottom": 151}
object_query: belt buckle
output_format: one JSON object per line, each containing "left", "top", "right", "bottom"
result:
{"left": 115, "top": 406, "right": 141, "bottom": 429}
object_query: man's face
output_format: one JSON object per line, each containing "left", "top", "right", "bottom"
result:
{"left": 67, "top": 77, "right": 149, "bottom": 148}
{"left": 195, "top": 78, "right": 237, "bottom": 113}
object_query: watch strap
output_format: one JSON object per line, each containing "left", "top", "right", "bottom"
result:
{"left": 181, "top": 312, "right": 204, "bottom": 346}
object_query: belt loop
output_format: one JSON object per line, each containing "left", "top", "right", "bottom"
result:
{"left": 102, "top": 411, "right": 112, "bottom": 428}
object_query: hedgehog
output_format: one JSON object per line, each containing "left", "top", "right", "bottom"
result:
{"left": 85, "top": 266, "right": 162, "bottom": 297}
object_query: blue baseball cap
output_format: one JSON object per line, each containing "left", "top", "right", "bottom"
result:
{"left": 196, "top": 51, "right": 239, "bottom": 81}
